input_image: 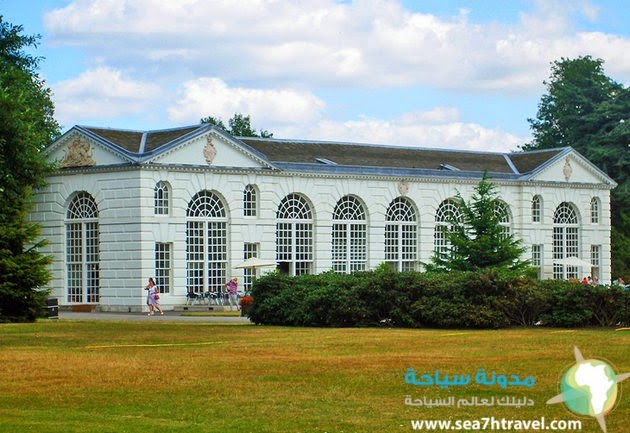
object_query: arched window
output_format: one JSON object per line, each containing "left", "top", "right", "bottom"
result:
{"left": 385, "top": 197, "right": 417, "bottom": 271}
{"left": 495, "top": 200, "right": 512, "bottom": 236}
{"left": 332, "top": 196, "right": 367, "bottom": 273}
{"left": 186, "top": 191, "right": 228, "bottom": 295}
{"left": 154, "top": 181, "right": 170, "bottom": 215}
{"left": 434, "top": 199, "right": 462, "bottom": 258}
{"left": 532, "top": 195, "right": 542, "bottom": 223}
{"left": 244, "top": 184, "right": 258, "bottom": 217}
{"left": 276, "top": 193, "right": 313, "bottom": 275}
{"left": 590, "top": 197, "right": 600, "bottom": 224}
{"left": 65, "top": 192, "right": 100, "bottom": 303}
{"left": 553, "top": 202, "right": 580, "bottom": 280}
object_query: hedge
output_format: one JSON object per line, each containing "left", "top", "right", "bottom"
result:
{"left": 247, "top": 268, "right": 630, "bottom": 328}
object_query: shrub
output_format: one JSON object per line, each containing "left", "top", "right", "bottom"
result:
{"left": 247, "top": 268, "right": 628, "bottom": 329}
{"left": 413, "top": 270, "right": 510, "bottom": 329}
{"left": 583, "top": 285, "right": 629, "bottom": 326}
{"left": 352, "top": 266, "right": 423, "bottom": 327}
{"left": 494, "top": 278, "right": 551, "bottom": 326}
{"left": 248, "top": 272, "right": 296, "bottom": 325}
{"left": 538, "top": 280, "right": 595, "bottom": 327}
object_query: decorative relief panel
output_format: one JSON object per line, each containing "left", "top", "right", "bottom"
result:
{"left": 203, "top": 137, "right": 217, "bottom": 165}
{"left": 398, "top": 180, "right": 410, "bottom": 196}
{"left": 61, "top": 137, "right": 95, "bottom": 168}
{"left": 563, "top": 157, "right": 573, "bottom": 181}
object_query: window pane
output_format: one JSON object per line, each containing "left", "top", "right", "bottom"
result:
{"left": 276, "top": 194, "right": 313, "bottom": 275}
{"left": 386, "top": 197, "right": 418, "bottom": 271}
{"left": 65, "top": 192, "right": 100, "bottom": 303}
{"left": 155, "top": 242, "right": 172, "bottom": 293}
{"left": 186, "top": 191, "right": 228, "bottom": 294}
{"left": 154, "top": 181, "right": 170, "bottom": 215}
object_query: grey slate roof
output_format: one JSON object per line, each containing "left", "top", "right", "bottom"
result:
{"left": 69, "top": 124, "right": 583, "bottom": 180}
{"left": 238, "top": 137, "right": 568, "bottom": 177}
{"left": 80, "top": 125, "right": 204, "bottom": 158}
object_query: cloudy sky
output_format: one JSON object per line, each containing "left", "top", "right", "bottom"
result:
{"left": 3, "top": 0, "right": 630, "bottom": 152}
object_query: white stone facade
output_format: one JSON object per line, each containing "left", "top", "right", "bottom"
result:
{"left": 30, "top": 125, "right": 616, "bottom": 311}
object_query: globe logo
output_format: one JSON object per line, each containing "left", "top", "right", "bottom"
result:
{"left": 561, "top": 360, "right": 617, "bottom": 416}
{"left": 547, "top": 347, "right": 630, "bottom": 433}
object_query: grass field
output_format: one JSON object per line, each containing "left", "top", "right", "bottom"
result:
{"left": 0, "top": 319, "right": 628, "bottom": 433}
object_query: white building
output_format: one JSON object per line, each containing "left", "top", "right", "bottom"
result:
{"left": 31, "top": 124, "right": 616, "bottom": 312}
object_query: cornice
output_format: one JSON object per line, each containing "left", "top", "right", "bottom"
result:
{"left": 50, "top": 162, "right": 614, "bottom": 191}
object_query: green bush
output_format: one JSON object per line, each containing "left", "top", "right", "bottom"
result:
{"left": 494, "top": 278, "right": 551, "bottom": 326}
{"left": 352, "top": 266, "right": 423, "bottom": 327}
{"left": 537, "top": 282, "right": 630, "bottom": 327}
{"left": 587, "top": 285, "right": 630, "bottom": 326}
{"left": 247, "top": 268, "right": 630, "bottom": 329}
{"left": 537, "top": 280, "right": 595, "bottom": 327}
{"left": 412, "top": 270, "right": 510, "bottom": 329}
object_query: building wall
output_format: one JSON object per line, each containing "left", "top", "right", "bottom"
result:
{"left": 31, "top": 165, "right": 613, "bottom": 311}
{"left": 32, "top": 169, "right": 145, "bottom": 310}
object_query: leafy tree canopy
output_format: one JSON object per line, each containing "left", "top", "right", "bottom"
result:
{"left": 523, "top": 56, "right": 629, "bottom": 280}
{"left": 0, "top": 16, "right": 59, "bottom": 322}
{"left": 200, "top": 113, "right": 273, "bottom": 138}
{"left": 425, "top": 174, "right": 531, "bottom": 274}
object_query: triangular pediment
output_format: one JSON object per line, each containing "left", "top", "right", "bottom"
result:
{"left": 45, "top": 128, "right": 134, "bottom": 167}
{"left": 45, "top": 125, "right": 276, "bottom": 170}
{"left": 146, "top": 129, "right": 275, "bottom": 169}
{"left": 527, "top": 149, "right": 616, "bottom": 186}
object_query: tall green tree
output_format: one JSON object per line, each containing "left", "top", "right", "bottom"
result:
{"left": 0, "top": 17, "right": 59, "bottom": 322}
{"left": 523, "top": 56, "right": 630, "bottom": 280}
{"left": 201, "top": 113, "right": 273, "bottom": 138}
{"left": 426, "top": 175, "right": 530, "bottom": 273}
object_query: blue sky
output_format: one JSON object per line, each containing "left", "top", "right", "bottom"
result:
{"left": 2, "top": 0, "right": 629, "bottom": 152}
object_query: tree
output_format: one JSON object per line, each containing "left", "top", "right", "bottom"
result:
{"left": 200, "top": 113, "right": 273, "bottom": 138}
{"left": 199, "top": 115, "right": 226, "bottom": 131}
{"left": 0, "top": 17, "right": 60, "bottom": 322}
{"left": 426, "top": 175, "right": 530, "bottom": 273}
{"left": 523, "top": 56, "right": 630, "bottom": 280}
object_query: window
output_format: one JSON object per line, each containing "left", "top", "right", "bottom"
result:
{"left": 385, "top": 197, "right": 417, "bottom": 271}
{"left": 553, "top": 202, "right": 579, "bottom": 280}
{"left": 332, "top": 196, "right": 367, "bottom": 273}
{"left": 243, "top": 243, "right": 259, "bottom": 291}
{"left": 590, "top": 197, "right": 600, "bottom": 224}
{"left": 434, "top": 199, "right": 462, "bottom": 260}
{"left": 590, "top": 245, "right": 601, "bottom": 280}
{"left": 531, "top": 244, "right": 543, "bottom": 279}
{"left": 154, "top": 181, "right": 170, "bottom": 215}
{"left": 65, "top": 192, "right": 100, "bottom": 303}
{"left": 276, "top": 193, "right": 313, "bottom": 275}
{"left": 532, "top": 195, "right": 542, "bottom": 223}
{"left": 244, "top": 184, "right": 258, "bottom": 217}
{"left": 494, "top": 200, "right": 512, "bottom": 236}
{"left": 155, "top": 243, "right": 172, "bottom": 293}
{"left": 186, "top": 191, "right": 228, "bottom": 295}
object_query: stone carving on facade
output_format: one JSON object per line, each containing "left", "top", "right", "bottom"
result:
{"left": 563, "top": 157, "right": 573, "bottom": 181}
{"left": 398, "top": 180, "right": 410, "bottom": 196}
{"left": 203, "top": 136, "right": 217, "bottom": 165}
{"left": 61, "top": 137, "right": 95, "bottom": 168}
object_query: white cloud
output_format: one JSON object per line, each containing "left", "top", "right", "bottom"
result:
{"left": 42, "top": 0, "right": 624, "bottom": 151}
{"left": 52, "top": 67, "right": 163, "bottom": 125}
{"left": 44, "top": 0, "right": 630, "bottom": 93}
{"left": 278, "top": 110, "right": 528, "bottom": 153}
{"left": 168, "top": 77, "right": 524, "bottom": 152}
{"left": 168, "top": 77, "right": 326, "bottom": 126}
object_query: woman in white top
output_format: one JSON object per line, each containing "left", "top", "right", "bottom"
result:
{"left": 145, "top": 277, "right": 163, "bottom": 316}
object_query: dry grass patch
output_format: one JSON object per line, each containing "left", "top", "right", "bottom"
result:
{"left": 0, "top": 321, "right": 628, "bottom": 433}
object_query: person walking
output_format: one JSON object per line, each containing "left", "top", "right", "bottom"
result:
{"left": 225, "top": 277, "right": 239, "bottom": 311}
{"left": 145, "top": 277, "right": 163, "bottom": 316}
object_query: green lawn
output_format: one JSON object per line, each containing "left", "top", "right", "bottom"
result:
{"left": 0, "top": 320, "right": 628, "bottom": 433}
